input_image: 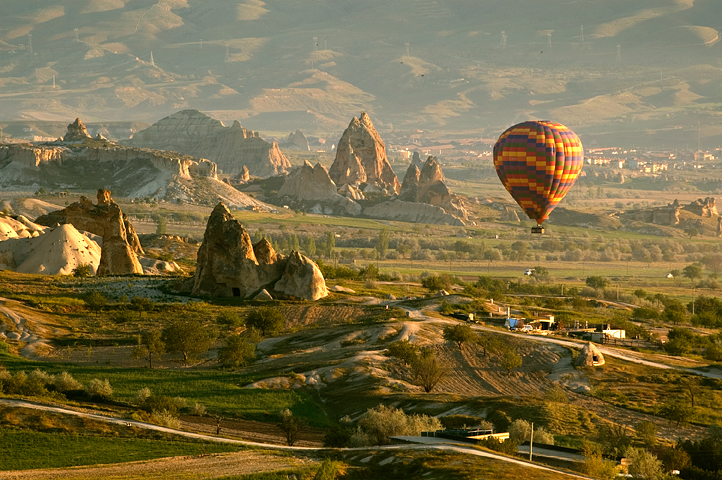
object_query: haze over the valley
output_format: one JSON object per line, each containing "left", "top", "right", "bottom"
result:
{"left": 0, "top": 0, "right": 721, "bottom": 147}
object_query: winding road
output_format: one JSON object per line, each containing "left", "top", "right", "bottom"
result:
{"left": 0, "top": 398, "right": 589, "bottom": 479}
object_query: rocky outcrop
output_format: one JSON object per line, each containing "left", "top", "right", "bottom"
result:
{"left": 329, "top": 112, "right": 401, "bottom": 194}
{"left": 629, "top": 200, "right": 681, "bottom": 226}
{"left": 274, "top": 251, "right": 328, "bottom": 301}
{"left": 500, "top": 207, "right": 521, "bottom": 222}
{"left": 35, "top": 189, "right": 144, "bottom": 275}
{"left": 278, "top": 161, "right": 337, "bottom": 201}
{"left": 190, "top": 203, "right": 327, "bottom": 300}
{"left": 363, "top": 199, "right": 465, "bottom": 226}
{"left": 399, "top": 156, "right": 468, "bottom": 220}
{"left": 127, "top": 110, "right": 291, "bottom": 177}
{"left": 685, "top": 197, "right": 718, "bottom": 217}
{"left": 411, "top": 151, "right": 423, "bottom": 170}
{"left": 276, "top": 161, "right": 362, "bottom": 216}
{"left": 338, "top": 183, "right": 365, "bottom": 200}
{"left": 234, "top": 166, "right": 251, "bottom": 184}
{"left": 285, "top": 130, "right": 310, "bottom": 151}
{"left": 63, "top": 118, "right": 91, "bottom": 142}
{"left": 0, "top": 144, "right": 64, "bottom": 168}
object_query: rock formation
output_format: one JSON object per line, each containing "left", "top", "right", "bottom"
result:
{"left": 285, "top": 130, "right": 310, "bottom": 151}
{"left": 234, "top": 166, "right": 251, "bottom": 184}
{"left": 278, "top": 161, "right": 338, "bottom": 201}
{"left": 274, "top": 251, "right": 328, "bottom": 301}
{"left": 411, "top": 151, "right": 423, "bottom": 170}
{"left": 363, "top": 200, "right": 465, "bottom": 226}
{"left": 63, "top": 118, "right": 91, "bottom": 142}
{"left": 276, "top": 161, "right": 362, "bottom": 216}
{"left": 630, "top": 200, "right": 681, "bottom": 226}
{"left": 338, "top": 183, "right": 365, "bottom": 200}
{"left": 399, "top": 156, "right": 467, "bottom": 220}
{"left": 329, "top": 112, "right": 401, "bottom": 194}
{"left": 191, "top": 203, "right": 327, "bottom": 300}
{"left": 35, "top": 189, "right": 144, "bottom": 275}
{"left": 127, "top": 110, "right": 291, "bottom": 177}
{"left": 500, "top": 207, "right": 521, "bottom": 222}
{"left": 685, "top": 197, "right": 718, "bottom": 217}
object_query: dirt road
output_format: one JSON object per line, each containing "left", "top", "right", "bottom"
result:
{"left": 0, "top": 398, "right": 587, "bottom": 479}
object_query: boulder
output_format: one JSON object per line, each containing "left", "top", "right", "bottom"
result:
{"left": 34, "top": 189, "right": 143, "bottom": 275}
{"left": 190, "top": 203, "right": 327, "bottom": 300}
{"left": 253, "top": 289, "right": 274, "bottom": 300}
{"left": 63, "top": 118, "right": 91, "bottom": 142}
{"left": 329, "top": 112, "right": 401, "bottom": 194}
{"left": 127, "top": 110, "right": 291, "bottom": 177}
{"left": 338, "top": 183, "right": 365, "bottom": 200}
{"left": 285, "top": 130, "right": 310, "bottom": 151}
{"left": 274, "top": 251, "right": 328, "bottom": 301}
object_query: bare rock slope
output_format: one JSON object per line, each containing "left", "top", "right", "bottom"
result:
{"left": 277, "top": 161, "right": 361, "bottom": 216}
{"left": 127, "top": 110, "right": 290, "bottom": 177}
{"left": 399, "top": 156, "right": 468, "bottom": 221}
{"left": 191, "top": 203, "right": 327, "bottom": 300}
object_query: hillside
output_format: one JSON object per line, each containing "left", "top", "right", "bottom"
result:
{"left": 0, "top": 1, "right": 720, "bottom": 147}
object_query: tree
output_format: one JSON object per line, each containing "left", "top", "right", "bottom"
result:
{"left": 84, "top": 291, "right": 107, "bottom": 317}
{"left": 245, "top": 307, "right": 285, "bottom": 337}
{"left": 162, "top": 319, "right": 218, "bottom": 364}
{"left": 216, "top": 311, "right": 243, "bottom": 328}
{"left": 659, "top": 400, "right": 694, "bottom": 426}
{"left": 133, "top": 330, "right": 165, "bottom": 368}
{"left": 500, "top": 350, "right": 522, "bottom": 375}
{"left": 532, "top": 266, "right": 549, "bottom": 280}
{"left": 218, "top": 330, "right": 260, "bottom": 368}
{"left": 278, "top": 408, "right": 307, "bottom": 446}
{"left": 663, "top": 300, "right": 688, "bottom": 325}
{"left": 386, "top": 340, "right": 419, "bottom": 365}
{"left": 702, "top": 254, "right": 722, "bottom": 276}
{"left": 410, "top": 350, "right": 448, "bottom": 393}
{"left": 586, "top": 276, "right": 609, "bottom": 292}
{"left": 304, "top": 237, "right": 316, "bottom": 257}
{"left": 580, "top": 442, "right": 621, "bottom": 480}
{"left": 130, "top": 296, "right": 154, "bottom": 320}
{"left": 635, "top": 420, "right": 658, "bottom": 447}
{"left": 155, "top": 215, "right": 166, "bottom": 235}
{"left": 376, "top": 228, "right": 390, "bottom": 258}
{"left": 442, "top": 324, "right": 476, "bottom": 350}
{"left": 324, "top": 231, "right": 335, "bottom": 257}
{"left": 72, "top": 263, "right": 92, "bottom": 278}
{"left": 598, "top": 423, "right": 631, "bottom": 456}
{"left": 683, "top": 264, "right": 703, "bottom": 284}
{"left": 625, "top": 447, "right": 664, "bottom": 480}
{"left": 681, "top": 377, "right": 701, "bottom": 408}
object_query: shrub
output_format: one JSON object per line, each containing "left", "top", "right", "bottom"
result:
{"left": 53, "top": 372, "right": 82, "bottom": 392}
{"left": 478, "top": 437, "right": 519, "bottom": 455}
{"left": 151, "top": 410, "right": 181, "bottom": 429}
{"left": 216, "top": 311, "right": 243, "bottom": 328}
{"left": 354, "top": 405, "right": 442, "bottom": 446}
{"left": 190, "top": 402, "right": 207, "bottom": 416}
{"left": 142, "top": 395, "right": 186, "bottom": 416}
{"left": 245, "top": 307, "right": 285, "bottom": 337}
{"left": 72, "top": 264, "right": 92, "bottom": 277}
{"left": 86, "top": 378, "right": 113, "bottom": 400}
{"left": 134, "top": 387, "right": 152, "bottom": 405}
{"left": 313, "top": 459, "right": 344, "bottom": 480}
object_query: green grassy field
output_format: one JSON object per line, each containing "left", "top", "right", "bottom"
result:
{"left": 0, "top": 353, "right": 329, "bottom": 426}
{"left": 0, "top": 429, "right": 241, "bottom": 471}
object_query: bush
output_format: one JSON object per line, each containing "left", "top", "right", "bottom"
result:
{"left": 478, "top": 437, "right": 519, "bottom": 455}
{"left": 72, "top": 263, "right": 92, "bottom": 278}
{"left": 142, "top": 395, "right": 186, "bottom": 416}
{"left": 216, "top": 311, "right": 243, "bottom": 327}
{"left": 190, "top": 402, "right": 207, "bottom": 416}
{"left": 134, "top": 387, "right": 152, "bottom": 405}
{"left": 86, "top": 378, "right": 113, "bottom": 400}
{"left": 314, "top": 459, "right": 344, "bottom": 480}
{"left": 354, "top": 405, "right": 442, "bottom": 446}
{"left": 53, "top": 372, "right": 82, "bottom": 392}
{"left": 246, "top": 307, "right": 285, "bottom": 337}
{"left": 151, "top": 410, "right": 181, "bottom": 429}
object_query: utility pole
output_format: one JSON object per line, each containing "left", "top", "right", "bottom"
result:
{"left": 547, "top": 33, "right": 552, "bottom": 50}
{"left": 74, "top": 28, "right": 79, "bottom": 42}
{"left": 224, "top": 44, "right": 230, "bottom": 63}
{"left": 404, "top": 41, "right": 410, "bottom": 57}
{"left": 27, "top": 33, "right": 33, "bottom": 54}
{"left": 579, "top": 25, "right": 584, "bottom": 45}
{"left": 313, "top": 36, "right": 318, "bottom": 51}
{"left": 616, "top": 45, "right": 621, "bottom": 62}
{"left": 529, "top": 422, "right": 534, "bottom": 461}
{"left": 500, "top": 31, "right": 507, "bottom": 48}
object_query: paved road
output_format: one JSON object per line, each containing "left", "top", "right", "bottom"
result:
{"left": 0, "top": 398, "right": 588, "bottom": 478}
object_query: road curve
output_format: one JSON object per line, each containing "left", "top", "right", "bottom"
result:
{"left": 0, "top": 398, "right": 588, "bottom": 479}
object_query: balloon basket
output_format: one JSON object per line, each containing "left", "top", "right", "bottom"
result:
{"left": 531, "top": 225, "right": 545, "bottom": 234}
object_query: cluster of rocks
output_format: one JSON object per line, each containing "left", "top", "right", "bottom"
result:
{"left": 189, "top": 203, "right": 327, "bottom": 301}
{"left": 127, "top": 110, "right": 290, "bottom": 177}
{"left": 686, "top": 197, "right": 718, "bottom": 217}
{"left": 274, "top": 112, "right": 467, "bottom": 225}
{"left": 36, "top": 189, "right": 144, "bottom": 275}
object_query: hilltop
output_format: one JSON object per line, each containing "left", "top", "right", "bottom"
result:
{"left": 0, "top": 1, "right": 720, "bottom": 147}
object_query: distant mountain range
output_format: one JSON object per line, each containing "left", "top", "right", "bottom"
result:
{"left": 0, "top": 0, "right": 721, "bottom": 148}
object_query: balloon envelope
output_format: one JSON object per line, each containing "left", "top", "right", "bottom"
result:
{"left": 493, "top": 121, "right": 583, "bottom": 224}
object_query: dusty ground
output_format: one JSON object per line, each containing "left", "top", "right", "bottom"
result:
{"left": 180, "top": 415, "right": 325, "bottom": 447}
{"left": 3, "top": 450, "right": 315, "bottom": 480}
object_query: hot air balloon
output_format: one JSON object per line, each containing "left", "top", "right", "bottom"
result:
{"left": 493, "top": 121, "right": 583, "bottom": 234}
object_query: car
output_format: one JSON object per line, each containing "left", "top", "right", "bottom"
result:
{"left": 665, "top": 273, "right": 674, "bottom": 278}
{"left": 523, "top": 269, "right": 534, "bottom": 276}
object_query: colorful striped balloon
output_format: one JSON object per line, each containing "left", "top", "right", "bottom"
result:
{"left": 493, "top": 121, "right": 583, "bottom": 225}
